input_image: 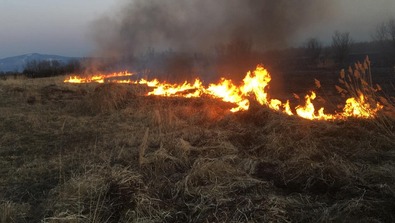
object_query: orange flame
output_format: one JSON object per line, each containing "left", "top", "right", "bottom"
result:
{"left": 295, "top": 92, "right": 333, "bottom": 120}
{"left": 206, "top": 79, "right": 249, "bottom": 112}
{"left": 64, "top": 72, "right": 134, "bottom": 83}
{"left": 64, "top": 65, "right": 383, "bottom": 120}
{"left": 148, "top": 79, "right": 204, "bottom": 98}
{"left": 241, "top": 67, "right": 270, "bottom": 105}
{"left": 341, "top": 94, "right": 383, "bottom": 118}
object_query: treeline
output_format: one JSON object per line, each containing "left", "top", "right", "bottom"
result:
{"left": 0, "top": 59, "right": 83, "bottom": 78}
{"left": 22, "top": 59, "right": 82, "bottom": 78}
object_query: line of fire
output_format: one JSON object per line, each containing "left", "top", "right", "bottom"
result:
{"left": 64, "top": 59, "right": 390, "bottom": 120}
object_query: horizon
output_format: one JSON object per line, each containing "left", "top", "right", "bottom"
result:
{"left": 0, "top": 38, "right": 388, "bottom": 60}
{"left": 0, "top": 0, "right": 394, "bottom": 59}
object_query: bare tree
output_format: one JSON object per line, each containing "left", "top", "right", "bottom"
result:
{"left": 305, "top": 37, "right": 323, "bottom": 67}
{"left": 331, "top": 31, "right": 353, "bottom": 67}
{"left": 373, "top": 18, "right": 395, "bottom": 65}
{"left": 374, "top": 19, "right": 395, "bottom": 43}
{"left": 374, "top": 22, "right": 389, "bottom": 43}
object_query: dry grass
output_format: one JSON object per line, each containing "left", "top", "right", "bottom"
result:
{"left": 335, "top": 56, "right": 395, "bottom": 138}
{"left": 0, "top": 75, "right": 394, "bottom": 222}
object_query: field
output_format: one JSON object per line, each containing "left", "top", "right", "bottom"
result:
{"left": 1, "top": 74, "right": 395, "bottom": 222}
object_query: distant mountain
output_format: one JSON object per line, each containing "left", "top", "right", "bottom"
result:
{"left": 0, "top": 53, "right": 78, "bottom": 73}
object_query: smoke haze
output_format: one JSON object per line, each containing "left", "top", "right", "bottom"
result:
{"left": 92, "top": 0, "right": 338, "bottom": 57}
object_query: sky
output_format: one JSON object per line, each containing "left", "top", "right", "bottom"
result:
{"left": 293, "top": 0, "right": 395, "bottom": 44}
{"left": 0, "top": 0, "right": 394, "bottom": 59}
{"left": 0, "top": 0, "right": 116, "bottom": 58}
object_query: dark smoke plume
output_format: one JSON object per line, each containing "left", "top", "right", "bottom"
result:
{"left": 92, "top": 0, "right": 336, "bottom": 56}
{"left": 90, "top": 0, "right": 337, "bottom": 81}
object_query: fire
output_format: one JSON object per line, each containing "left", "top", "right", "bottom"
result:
{"left": 148, "top": 79, "right": 204, "bottom": 98}
{"left": 342, "top": 94, "right": 383, "bottom": 118}
{"left": 64, "top": 65, "right": 384, "bottom": 120}
{"left": 241, "top": 66, "right": 271, "bottom": 105}
{"left": 64, "top": 72, "right": 134, "bottom": 83}
{"left": 206, "top": 79, "right": 249, "bottom": 112}
{"left": 295, "top": 92, "right": 333, "bottom": 120}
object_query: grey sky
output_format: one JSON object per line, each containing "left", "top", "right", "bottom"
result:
{"left": 0, "top": 0, "right": 116, "bottom": 58}
{"left": 293, "top": 0, "right": 395, "bottom": 44}
{"left": 0, "top": 0, "right": 394, "bottom": 59}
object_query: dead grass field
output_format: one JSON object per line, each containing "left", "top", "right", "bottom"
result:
{"left": 0, "top": 75, "right": 394, "bottom": 222}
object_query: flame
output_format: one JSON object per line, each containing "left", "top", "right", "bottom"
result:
{"left": 341, "top": 94, "right": 383, "bottom": 118}
{"left": 295, "top": 92, "right": 333, "bottom": 120}
{"left": 64, "top": 72, "right": 134, "bottom": 83}
{"left": 241, "top": 67, "right": 271, "bottom": 105}
{"left": 206, "top": 79, "right": 249, "bottom": 112}
{"left": 64, "top": 65, "right": 384, "bottom": 120}
{"left": 148, "top": 79, "right": 204, "bottom": 98}
{"left": 138, "top": 79, "right": 160, "bottom": 87}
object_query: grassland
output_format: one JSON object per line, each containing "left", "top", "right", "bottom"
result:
{"left": 0, "top": 75, "right": 394, "bottom": 222}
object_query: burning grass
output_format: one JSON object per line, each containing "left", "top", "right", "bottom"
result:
{"left": 0, "top": 72, "right": 395, "bottom": 222}
{"left": 64, "top": 59, "right": 391, "bottom": 121}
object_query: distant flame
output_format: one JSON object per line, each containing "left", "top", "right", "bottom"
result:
{"left": 64, "top": 65, "right": 384, "bottom": 120}
{"left": 148, "top": 79, "right": 204, "bottom": 98}
{"left": 64, "top": 72, "right": 134, "bottom": 83}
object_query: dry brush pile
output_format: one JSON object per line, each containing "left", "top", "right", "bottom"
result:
{"left": 0, "top": 75, "right": 394, "bottom": 222}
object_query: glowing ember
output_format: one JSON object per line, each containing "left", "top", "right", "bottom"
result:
{"left": 64, "top": 65, "right": 384, "bottom": 120}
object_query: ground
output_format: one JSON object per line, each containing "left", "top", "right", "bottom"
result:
{"left": 0, "top": 75, "right": 394, "bottom": 222}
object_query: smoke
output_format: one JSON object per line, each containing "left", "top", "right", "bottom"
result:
{"left": 91, "top": 0, "right": 337, "bottom": 57}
